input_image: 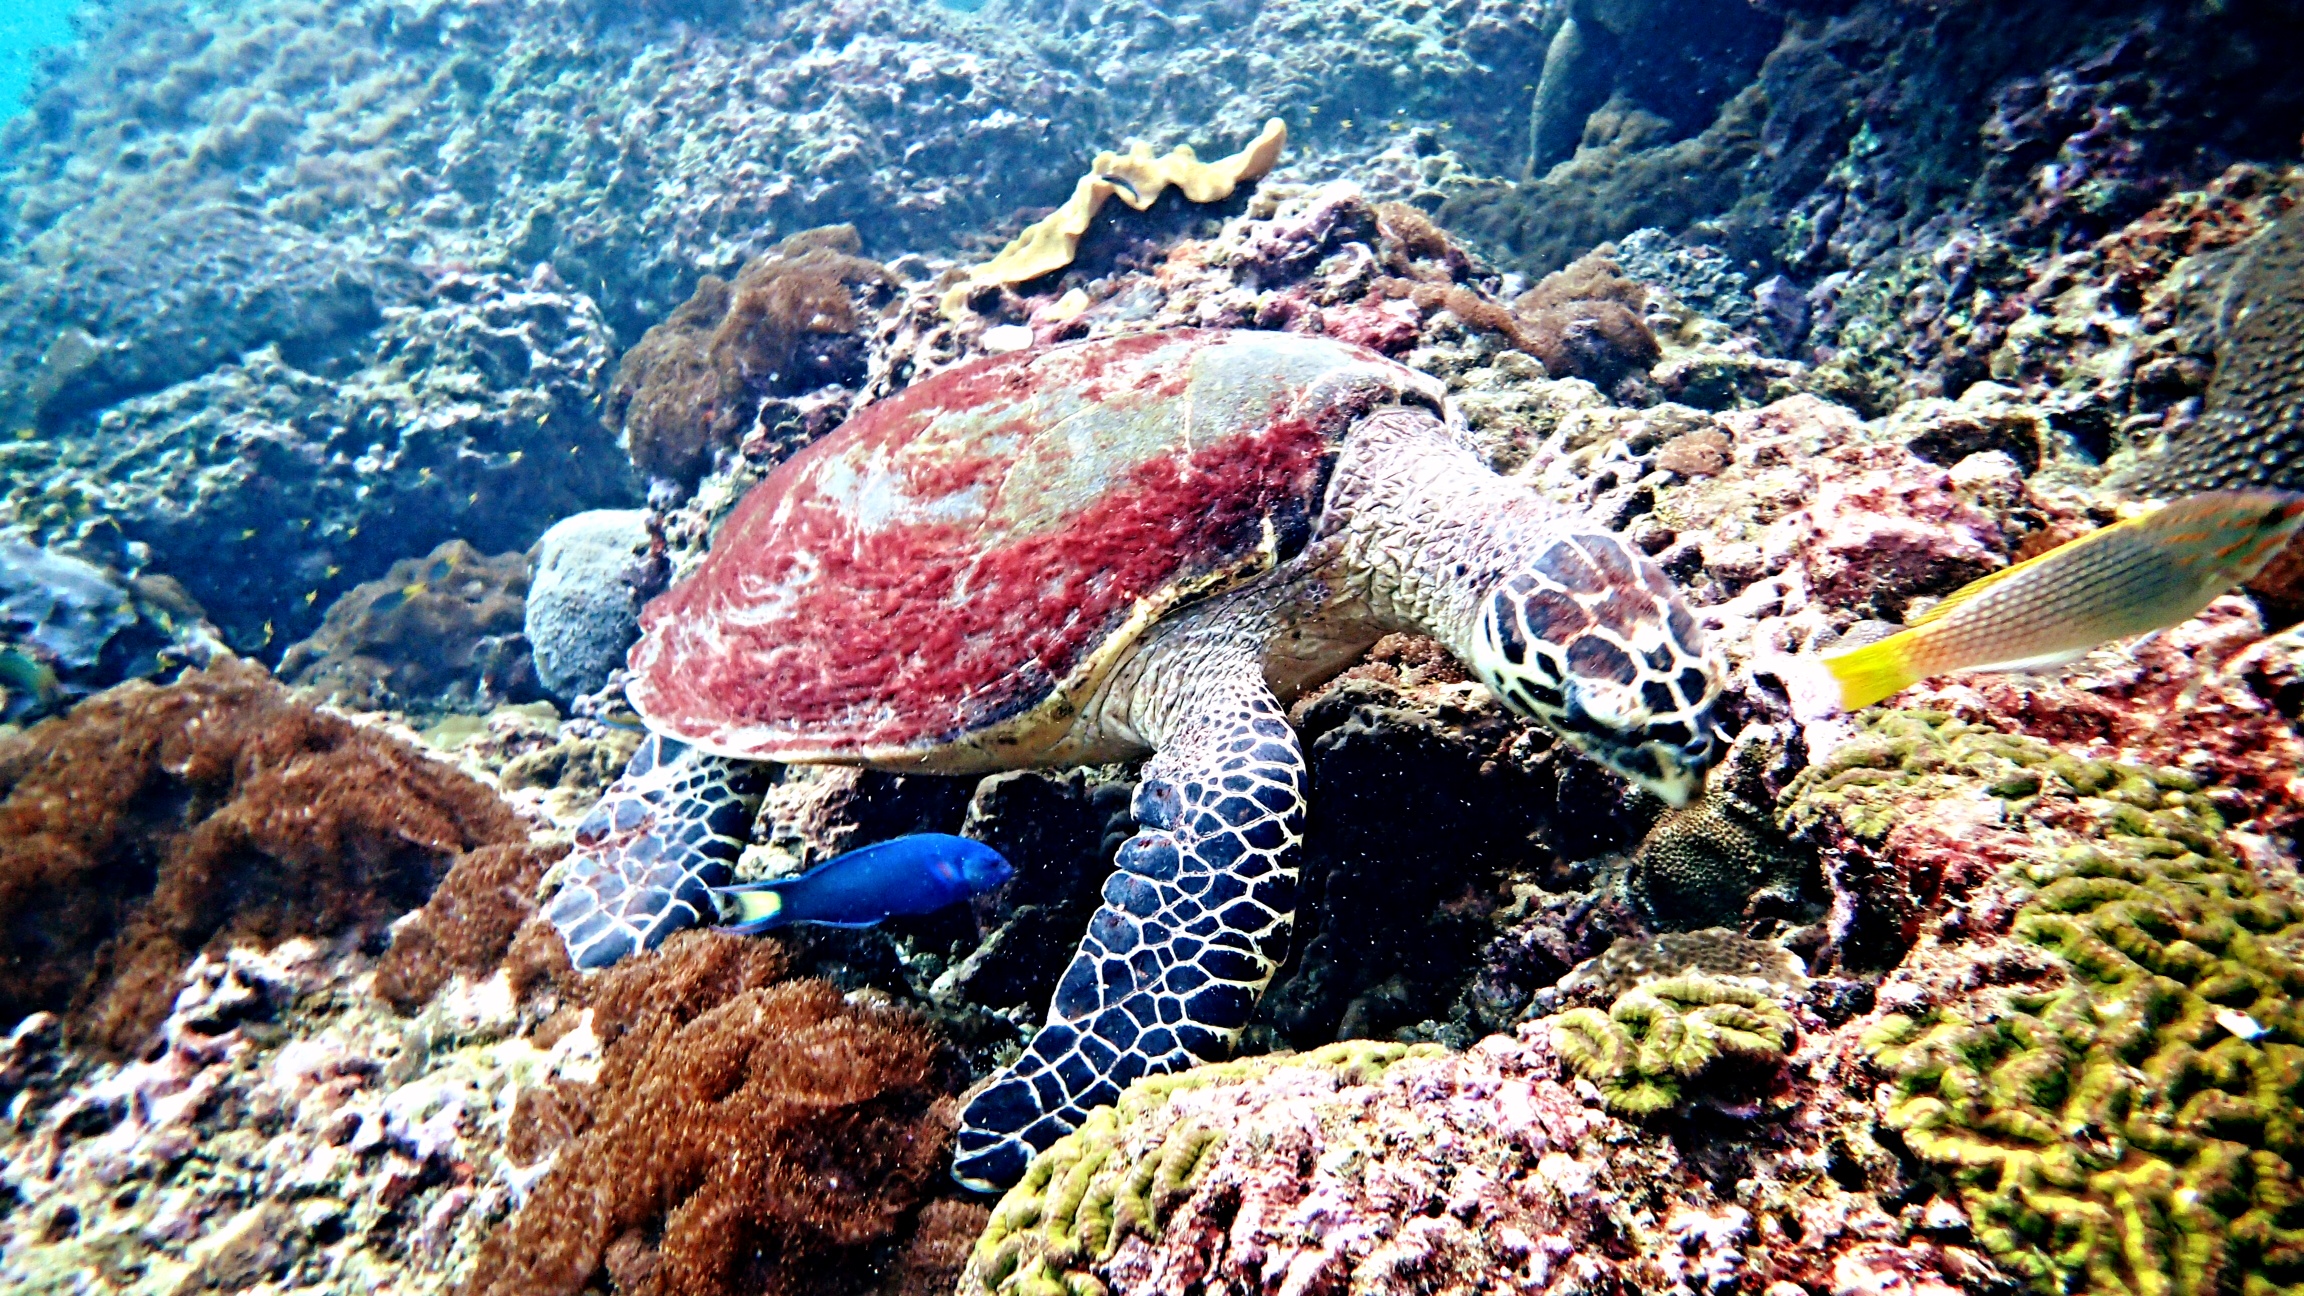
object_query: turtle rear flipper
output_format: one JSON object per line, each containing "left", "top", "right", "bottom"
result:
{"left": 546, "top": 734, "right": 769, "bottom": 969}
{"left": 952, "top": 641, "right": 1304, "bottom": 1190}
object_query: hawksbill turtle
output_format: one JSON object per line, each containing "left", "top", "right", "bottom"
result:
{"left": 545, "top": 328, "right": 1730, "bottom": 1188}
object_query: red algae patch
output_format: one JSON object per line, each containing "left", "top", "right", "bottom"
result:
{"left": 0, "top": 659, "right": 526, "bottom": 1054}
{"left": 465, "top": 931, "right": 964, "bottom": 1296}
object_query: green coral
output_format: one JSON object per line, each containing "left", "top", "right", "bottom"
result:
{"left": 1791, "top": 711, "right": 2304, "bottom": 1294}
{"left": 1551, "top": 975, "right": 1796, "bottom": 1116}
{"left": 965, "top": 1040, "right": 1439, "bottom": 1296}
{"left": 1778, "top": 709, "right": 2089, "bottom": 843}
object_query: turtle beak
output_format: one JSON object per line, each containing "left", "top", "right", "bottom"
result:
{"left": 1563, "top": 688, "right": 1717, "bottom": 807}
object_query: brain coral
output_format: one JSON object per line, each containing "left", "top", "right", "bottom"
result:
{"left": 1785, "top": 709, "right": 2304, "bottom": 1294}
{"left": 0, "top": 659, "right": 526, "bottom": 1053}
{"left": 1551, "top": 974, "right": 1797, "bottom": 1116}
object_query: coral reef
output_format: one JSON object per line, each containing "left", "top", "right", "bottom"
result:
{"left": 1551, "top": 974, "right": 1796, "bottom": 1116}
{"left": 280, "top": 540, "right": 535, "bottom": 713}
{"left": 608, "top": 227, "right": 896, "bottom": 484}
{"left": 465, "top": 931, "right": 963, "bottom": 1296}
{"left": 1790, "top": 708, "right": 2304, "bottom": 1293}
{"left": 1256, "top": 636, "right": 1574, "bottom": 1052}
{"left": 0, "top": 659, "right": 526, "bottom": 1053}
{"left": 525, "top": 509, "right": 654, "bottom": 702}
{"left": 939, "top": 118, "right": 1286, "bottom": 315}
{"left": 5, "top": 7, "right": 2304, "bottom": 1293}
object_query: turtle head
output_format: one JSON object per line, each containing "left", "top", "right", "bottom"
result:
{"left": 1467, "top": 532, "right": 1729, "bottom": 806}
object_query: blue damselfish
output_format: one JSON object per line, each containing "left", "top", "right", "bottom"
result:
{"left": 714, "top": 833, "right": 1014, "bottom": 934}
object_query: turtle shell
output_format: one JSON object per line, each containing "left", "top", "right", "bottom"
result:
{"left": 628, "top": 329, "right": 1445, "bottom": 768}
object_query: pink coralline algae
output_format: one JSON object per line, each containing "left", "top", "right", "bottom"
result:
{"left": 964, "top": 1029, "right": 1981, "bottom": 1296}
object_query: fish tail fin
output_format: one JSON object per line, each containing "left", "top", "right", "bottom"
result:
{"left": 1820, "top": 635, "right": 1923, "bottom": 711}
{"left": 714, "top": 881, "right": 788, "bottom": 935}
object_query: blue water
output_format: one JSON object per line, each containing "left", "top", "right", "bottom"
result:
{"left": 0, "top": 0, "right": 80, "bottom": 118}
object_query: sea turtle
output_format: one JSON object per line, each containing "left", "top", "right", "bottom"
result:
{"left": 546, "top": 328, "right": 1730, "bottom": 1188}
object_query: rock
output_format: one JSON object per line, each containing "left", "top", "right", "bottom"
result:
{"left": 0, "top": 538, "right": 224, "bottom": 718}
{"left": 280, "top": 540, "right": 535, "bottom": 713}
{"left": 525, "top": 510, "right": 652, "bottom": 702}
{"left": 0, "top": 273, "right": 637, "bottom": 653}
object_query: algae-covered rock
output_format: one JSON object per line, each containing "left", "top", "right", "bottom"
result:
{"left": 280, "top": 539, "right": 534, "bottom": 713}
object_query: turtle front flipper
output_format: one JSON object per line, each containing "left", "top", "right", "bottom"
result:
{"left": 546, "top": 734, "right": 770, "bottom": 969}
{"left": 952, "top": 648, "right": 1305, "bottom": 1190}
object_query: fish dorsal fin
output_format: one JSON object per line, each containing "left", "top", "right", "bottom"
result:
{"left": 1906, "top": 509, "right": 2159, "bottom": 628}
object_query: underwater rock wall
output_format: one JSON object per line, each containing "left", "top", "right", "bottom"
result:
{"left": 0, "top": 2, "right": 2301, "bottom": 1294}
{"left": 4, "top": 0, "right": 2297, "bottom": 663}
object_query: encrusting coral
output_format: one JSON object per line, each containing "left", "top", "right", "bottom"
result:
{"left": 1550, "top": 974, "right": 1797, "bottom": 1116}
{"left": 608, "top": 226, "right": 896, "bottom": 484}
{"left": 938, "top": 118, "right": 1287, "bottom": 316}
{"left": 464, "top": 930, "right": 964, "bottom": 1296}
{"left": 964, "top": 1040, "right": 1436, "bottom": 1296}
{"left": 1809, "top": 710, "right": 2304, "bottom": 1296}
{"left": 280, "top": 538, "right": 534, "bottom": 713}
{"left": 0, "top": 658, "right": 526, "bottom": 1053}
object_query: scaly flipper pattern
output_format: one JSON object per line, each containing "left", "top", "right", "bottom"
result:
{"left": 952, "top": 647, "right": 1305, "bottom": 1190}
{"left": 545, "top": 734, "right": 770, "bottom": 969}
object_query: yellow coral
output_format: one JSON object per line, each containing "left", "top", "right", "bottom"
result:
{"left": 940, "top": 118, "right": 1287, "bottom": 317}
{"left": 1792, "top": 710, "right": 2304, "bottom": 1294}
{"left": 1552, "top": 975, "right": 1797, "bottom": 1116}
{"left": 964, "top": 1039, "right": 1434, "bottom": 1296}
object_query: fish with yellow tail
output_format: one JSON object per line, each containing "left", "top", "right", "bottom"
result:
{"left": 1814, "top": 490, "right": 2304, "bottom": 712}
